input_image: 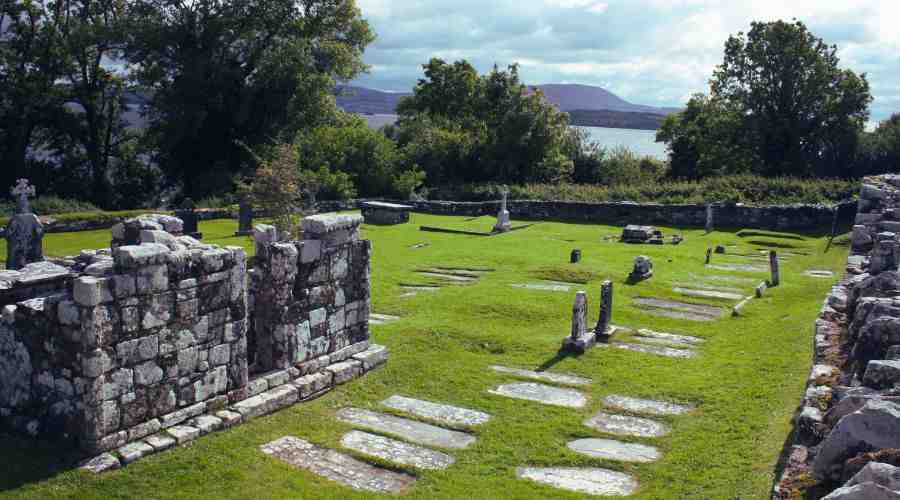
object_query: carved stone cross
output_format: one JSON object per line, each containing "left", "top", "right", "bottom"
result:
{"left": 499, "top": 185, "right": 509, "bottom": 212}
{"left": 11, "top": 178, "right": 36, "bottom": 214}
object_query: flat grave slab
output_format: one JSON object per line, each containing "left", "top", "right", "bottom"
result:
{"left": 341, "top": 430, "right": 455, "bottom": 470}
{"left": 260, "top": 436, "right": 416, "bottom": 494}
{"left": 674, "top": 287, "right": 744, "bottom": 301}
{"left": 804, "top": 269, "right": 836, "bottom": 278}
{"left": 511, "top": 282, "right": 572, "bottom": 292}
{"left": 603, "top": 395, "right": 694, "bottom": 416}
{"left": 632, "top": 328, "right": 704, "bottom": 348}
{"left": 706, "top": 263, "right": 768, "bottom": 273}
{"left": 490, "top": 365, "right": 592, "bottom": 387}
{"left": 370, "top": 313, "right": 401, "bottom": 325}
{"left": 517, "top": 467, "right": 639, "bottom": 497}
{"left": 399, "top": 285, "right": 441, "bottom": 297}
{"left": 608, "top": 342, "right": 698, "bottom": 359}
{"left": 688, "top": 283, "right": 746, "bottom": 294}
{"left": 488, "top": 382, "right": 587, "bottom": 408}
{"left": 584, "top": 411, "right": 671, "bottom": 438}
{"left": 418, "top": 271, "right": 477, "bottom": 283}
{"left": 692, "top": 274, "right": 759, "bottom": 284}
{"left": 633, "top": 297, "right": 725, "bottom": 322}
{"left": 568, "top": 438, "right": 661, "bottom": 463}
{"left": 336, "top": 408, "right": 476, "bottom": 449}
{"left": 381, "top": 395, "right": 491, "bottom": 428}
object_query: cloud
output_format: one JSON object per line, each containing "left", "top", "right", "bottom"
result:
{"left": 354, "top": 0, "right": 900, "bottom": 121}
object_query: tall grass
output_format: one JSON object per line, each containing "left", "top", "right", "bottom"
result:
{"left": 433, "top": 175, "right": 858, "bottom": 205}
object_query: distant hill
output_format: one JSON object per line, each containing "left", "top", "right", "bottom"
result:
{"left": 336, "top": 84, "right": 679, "bottom": 130}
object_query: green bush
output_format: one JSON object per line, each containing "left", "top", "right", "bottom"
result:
{"left": 0, "top": 196, "right": 100, "bottom": 217}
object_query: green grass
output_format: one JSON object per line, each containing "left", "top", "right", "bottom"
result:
{"left": 0, "top": 214, "right": 848, "bottom": 499}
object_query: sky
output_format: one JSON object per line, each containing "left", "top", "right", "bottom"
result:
{"left": 352, "top": 0, "right": 900, "bottom": 124}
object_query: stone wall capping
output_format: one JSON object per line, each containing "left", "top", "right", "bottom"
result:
{"left": 301, "top": 213, "right": 363, "bottom": 236}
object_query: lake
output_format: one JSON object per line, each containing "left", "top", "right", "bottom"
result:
{"left": 578, "top": 126, "right": 668, "bottom": 160}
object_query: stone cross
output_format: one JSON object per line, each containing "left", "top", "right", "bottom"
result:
{"left": 499, "top": 185, "right": 509, "bottom": 213}
{"left": 493, "top": 185, "right": 512, "bottom": 233}
{"left": 11, "top": 178, "right": 36, "bottom": 214}
{"left": 705, "top": 204, "right": 714, "bottom": 234}
{"left": 769, "top": 250, "right": 780, "bottom": 287}
{"left": 594, "top": 280, "right": 613, "bottom": 337}
{"left": 570, "top": 291, "right": 588, "bottom": 341}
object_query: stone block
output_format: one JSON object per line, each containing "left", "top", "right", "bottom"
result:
{"left": 158, "top": 402, "right": 205, "bottom": 429}
{"left": 127, "top": 418, "right": 161, "bottom": 442}
{"left": 190, "top": 414, "right": 223, "bottom": 435}
{"left": 82, "top": 349, "right": 113, "bottom": 378}
{"left": 329, "top": 341, "right": 370, "bottom": 364}
{"left": 117, "top": 441, "right": 154, "bottom": 465}
{"left": 209, "top": 344, "right": 230, "bottom": 366}
{"left": 79, "top": 453, "right": 121, "bottom": 474}
{"left": 114, "top": 244, "right": 170, "bottom": 269}
{"left": 300, "top": 240, "right": 323, "bottom": 264}
{"left": 247, "top": 378, "right": 268, "bottom": 396}
{"left": 231, "top": 394, "right": 269, "bottom": 420}
{"left": 74, "top": 277, "right": 112, "bottom": 307}
{"left": 216, "top": 410, "right": 242, "bottom": 428}
{"left": 352, "top": 344, "right": 389, "bottom": 371}
{"left": 326, "top": 359, "right": 362, "bottom": 385}
{"left": 137, "top": 264, "right": 169, "bottom": 293}
{"left": 166, "top": 424, "right": 200, "bottom": 445}
{"left": 301, "top": 213, "right": 363, "bottom": 236}
{"left": 134, "top": 361, "right": 164, "bottom": 386}
{"left": 144, "top": 433, "right": 176, "bottom": 452}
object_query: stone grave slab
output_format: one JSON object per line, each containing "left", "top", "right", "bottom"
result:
{"left": 341, "top": 430, "right": 455, "bottom": 470}
{"left": 336, "top": 408, "right": 476, "bottom": 449}
{"left": 603, "top": 395, "right": 694, "bottom": 416}
{"left": 584, "top": 411, "right": 671, "bottom": 438}
{"left": 706, "top": 263, "right": 767, "bottom": 273}
{"left": 381, "top": 395, "right": 491, "bottom": 428}
{"left": 608, "top": 342, "right": 697, "bottom": 359}
{"left": 488, "top": 382, "right": 587, "bottom": 408}
{"left": 674, "top": 287, "right": 744, "bottom": 301}
{"left": 633, "top": 328, "right": 704, "bottom": 348}
{"left": 568, "top": 438, "right": 661, "bottom": 463}
{"left": 400, "top": 285, "right": 441, "bottom": 297}
{"left": 804, "top": 270, "right": 836, "bottom": 279}
{"left": 370, "top": 313, "right": 401, "bottom": 325}
{"left": 418, "top": 271, "right": 478, "bottom": 283}
{"left": 490, "top": 365, "right": 592, "bottom": 387}
{"left": 692, "top": 274, "right": 758, "bottom": 284}
{"left": 517, "top": 467, "right": 638, "bottom": 497}
{"left": 633, "top": 297, "right": 725, "bottom": 321}
{"left": 511, "top": 282, "right": 572, "bottom": 292}
{"left": 688, "top": 283, "right": 746, "bottom": 294}
{"left": 260, "top": 436, "right": 416, "bottom": 494}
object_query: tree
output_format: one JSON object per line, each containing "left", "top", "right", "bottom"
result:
{"left": 710, "top": 20, "right": 871, "bottom": 177}
{"left": 244, "top": 144, "right": 302, "bottom": 238}
{"left": 126, "top": 0, "right": 374, "bottom": 199}
{"left": 857, "top": 114, "right": 900, "bottom": 176}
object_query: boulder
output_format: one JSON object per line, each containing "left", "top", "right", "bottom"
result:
{"left": 814, "top": 400, "right": 900, "bottom": 481}
{"left": 864, "top": 360, "right": 900, "bottom": 389}
{"left": 823, "top": 483, "right": 900, "bottom": 500}
{"left": 845, "top": 462, "right": 900, "bottom": 490}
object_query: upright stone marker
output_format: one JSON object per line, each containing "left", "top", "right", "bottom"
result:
{"left": 493, "top": 185, "right": 512, "bottom": 233}
{"left": 176, "top": 198, "right": 202, "bottom": 239}
{"left": 705, "top": 204, "right": 714, "bottom": 234}
{"left": 705, "top": 248, "right": 712, "bottom": 265}
{"left": 628, "top": 256, "right": 653, "bottom": 283}
{"left": 563, "top": 291, "right": 596, "bottom": 352}
{"left": 594, "top": 280, "right": 613, "bottom": 339}
{"left": 769, "top": 250, "right": 780, "bottom": 287}
{"left": 235, "top": 198, "right": 253, "bottom": 236}
{"left": 570, "top": 249, "right": 582, "bottom": 264}
{"left": 4, "top": 179, "right": 44, "bottom": 270}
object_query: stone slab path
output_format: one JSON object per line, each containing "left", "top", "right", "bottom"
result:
{"left": 369, "top": 313, "right": 401, "bottom": 325}
{"left": 260, "top": 436, "right": 416, "bottom": 493}
{"left": 607, "top": 342, "right": 698, "bottom": 359}
{"left": 568, "top": 438, "right": 661, "bottom": 463}
{"left": 490, "top": 365, "right": 592, "bottom": 387}
{"left": 337, "top": 408, "right": 477, "bottom": 449}
{"left": 341, "top": 430, "right": 455, "bottom": 470}
{"left": 381, "top": 395, "right": 491, "bottom": 428}
{"left": 584, "top": 411, "right": 671, "bottom": 438}
{"left": 674, "top": 287, "right": 744, "bottom": 301}
{"left": 632, "top": 328, "right": 705, "bottom": 348}
{"left": 603, "top": 395, "right": 694, "bottom": 416}
{"left": 488, "top": 382, "right": 587, "bottom": 408}
{"left": 517, "top": 467, "right": 639, "bottom": 496}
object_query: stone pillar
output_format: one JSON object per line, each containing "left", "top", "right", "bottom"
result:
{"left": 235, "top": 199, "right": 254, "bottom": 236}
{"left": 594, "top": 280, "right": 613, "bottom": 337}
{"left": 769, "top": 251, "right": 780, "bottom": 287}
{"left": 493, "top": 185, "right": 512, "bottom": 233}
{"left": 253, "top": 224, "right": 278, "bottom": 258}
{"left": 705, "top": 204, "right": 714, "bottom": 234}
{"left": 4, "top": 179, "right": 44, "bottom": 270}
{"left": 570, "top": 249, "right": 581, "bottom": 263}
{"left": 570, "top": 291, "right": 587, "bottom": 341}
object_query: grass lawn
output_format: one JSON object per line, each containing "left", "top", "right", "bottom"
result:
{"left": 0, "top": 213, "right": 848, "bottom": 499}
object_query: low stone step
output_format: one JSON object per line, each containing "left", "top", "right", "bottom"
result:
{"left": 260, "top": 436, "right": 416, "bottom": 494}
{"left": 517, "top": 467, "right": 639, "bottom": 496}
{"left": 381, "top": 395, "right": 491, "bottom": 428}
{"left": 584, "top": 411, "right": 670, "bottom": 438}
{"left": 337, "top": 407, "right": 476, "bottom": 449}
{"left": 568, "top": 438, "right": 661, "bottom": 463}
{"left": 488, "top": 382, "right": 587, "bottom": 408}
{"left": 490, "top": 365, "right": 592, "bottom": 387}
{"left": 603, "top": 395, "right": 694, "bottom": 416}
{"left": 341, "top": 430, "right": 455, "bottom": 470}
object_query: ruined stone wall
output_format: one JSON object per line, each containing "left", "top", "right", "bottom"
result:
{"left": 774, "top": 174, "right": 900, "bottom": 499}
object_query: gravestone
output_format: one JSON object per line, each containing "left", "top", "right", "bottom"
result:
{"left": 622, "top": 225, "right": 657, "bottom": 244}
{"left": 869, "top": 232, "right": 899, "bottom": 274}
{"left": 235, "top": 199, "right": 253, "bottom": 236}
{"left": 175, "top": 198, "right": 202, "bottom": 239}
{"left": 715, "top": 245, "right": 726, "bottom": 254}
{"left": 493, "top": 185, "right": 512, "bottom": 233}
{"left": 769, "top": 250, "right": 780, "bottom": 287}
{"left": 594, "top": 280, "right": 613, "bottom": 339}
{"left": 562, "top": 291, "right": 596, "bottom": 353}
{"left": 628, "top": 256, "right": 653, "bottom": 282}
{"left": 705, "top": 248, "right": 712, "bottom": 265}
{"left": 570, "top": 249, "right": 582, "bottom": 263}
{"left": 4, "top": 179, "right": 44, "bottom": 270}
{"left": 705, "top": 204, "right": 714, "bottom": 234}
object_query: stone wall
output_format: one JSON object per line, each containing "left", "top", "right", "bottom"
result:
{"left": 0, "top": 214, "right": 377, "bottom": 458}
{"left": 774, "top": 174, "right": 900, "bottom": 499}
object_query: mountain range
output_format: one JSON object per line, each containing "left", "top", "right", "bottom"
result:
{"left": 335, "top": 83, "right": 680, "bottom": 130}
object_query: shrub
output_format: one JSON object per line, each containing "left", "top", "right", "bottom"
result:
{"left": 0, "top": 196, "right": 100, "bottom": 217}
{"left": 244, "top": 144, "right": 303, "bottom": 239}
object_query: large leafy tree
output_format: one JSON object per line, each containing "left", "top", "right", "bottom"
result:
{"left": 126, "top": 0, "right": 374, "bottom": 199}
{"left": 710, "top": 20, "right": 871, "bottom": 177}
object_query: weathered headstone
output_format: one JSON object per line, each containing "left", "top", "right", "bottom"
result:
{"left": 705, "top": 204, "right": 714, "bottom": 234}
{"left": 705, "top": 248, "right": 712, "bottom": 264}
{"left": 175, "top": 198, "right": 202, "bottom": 239}
{"left": 562, "top": 291, "right": 595, "bottom": 353}
{"left": 570, "top": 249, "right": 581, "bottom": 263}
{"left": 715, "top": 245, "right": 726, "bottom": 254}
{"left": 594, "top": 280, "right": 613, "bottom": 339}
{"left": 4, "top": 179, "right": 44, "bottom": 270}
{"left": 493, "top": 185, "right": 512, "bottom": 233}
{"left": 235, "top": 199, "right": 253, "bottom": 236}
{"left": 628, "top": 256, "right": 653, "bottom": 282}
{"left": 769, "top": 250, "right": 780, "bottom": 287}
